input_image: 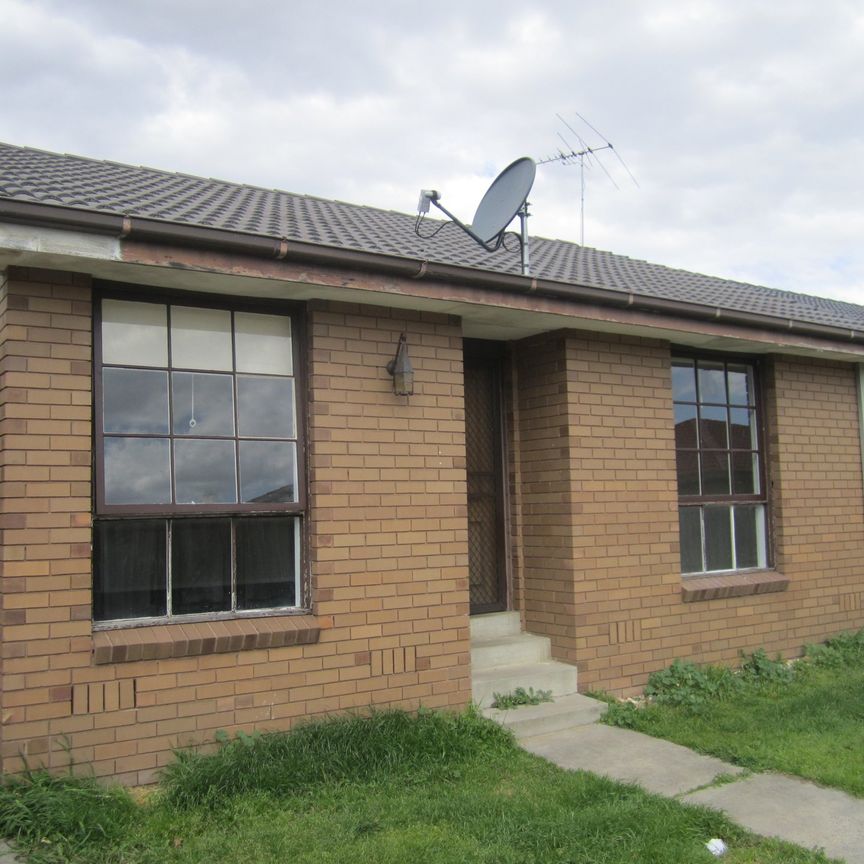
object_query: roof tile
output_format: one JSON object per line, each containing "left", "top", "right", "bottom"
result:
{"left": 1, "top": 142, "right": 863, "bottom": 331}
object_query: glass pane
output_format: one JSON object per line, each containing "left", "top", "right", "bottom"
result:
{"left": 698, "top": 361, "right": 727, "bottom": 404}
{"left": 699, "top": 405, "right": 728, "bottom": 449}
{"left": 732, "top": 452, "right": 759, "bottom": 494}
{"left": 239, "top": 441, "right": 297, "bottom": 503}
{"left": 172, "top": 372, "right": 235, "bottom": 436}
{"left": 701, "top": 451, "right": 731, "bottom": 495}
{"left": 236, "top": 517, "right": 298, "bottom": 609}
{"left": 103, "top": 368, "right": 169, "bottom": 434}
{"left": 676, "top": 450, "right": 700, "bottom": 496}
{"left": 171, "top": 519, "right": 231, "bottom": 614}
{"left": 704, "top": 505, "right": 734, "bottom": 571}
{"left": 237, "top": 376, "right": 295, "bottom": 438}
{"left": 104, "top": 438, "right": 171, "bottom": 505}
{"left": 170, "top": 306, "right": 233, "bottom": 371}
{"left": 671, "top": 360, "right": 696, "bottom": 402}
{"left": 674, "top": 403, "right": 698, "bottom": 448}
{"left": 679, "top": 508, "right": 703, "bottom": 574}
{"left": 174, "top": 439, "right": 237, "bottom": 504}
{"left": 101, "top": 299, "right": 167, "bottom": 367}
{"left": 235, "top": 312, "right": 293, "bottom": 375}
{"left": 735, "top": 507, "right": 761, "bottom": 569}
{"left": 93, "top": 520, "right": 166, "bottom": 620}
{"left": 727, "top": 364, "right": 754, "bottom": 406}
{"left": 730, "top": 408, "right": 756, "bottom": 450}
{"left": 733, "top": 505, "right": 764, "bottom": 570}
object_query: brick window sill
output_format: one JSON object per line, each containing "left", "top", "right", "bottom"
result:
{"left": 92, "top": 614, "right": 331, "bottom": 664}
{"left": 681, "top": 570, "right": 789, "bottom": 603}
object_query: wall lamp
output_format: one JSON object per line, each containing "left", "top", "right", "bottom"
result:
{"left": 386, "top": 332, "right": 414, "bottom": 396}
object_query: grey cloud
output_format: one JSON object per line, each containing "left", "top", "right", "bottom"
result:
{"left": 2, "top": 0, "right": 863, "bottom": 302}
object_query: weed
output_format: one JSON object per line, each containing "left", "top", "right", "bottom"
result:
{"left": 739, "top": 648, "right": 795, "bottom": 686}
{"left": 805, "top": 628, "right": 864, "bottom": 668}
{"left": 644, "top": 659, "right": 739, "bottom": 711}
{"left": 491, "top": 687, "right": 553, "bottom": 709}
{"left": 603, "top": 700, "right": 644, "bottom": 729}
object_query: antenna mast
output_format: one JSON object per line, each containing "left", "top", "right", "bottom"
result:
{"left": 538, "top": 112, "right": 638, "bottom": 246}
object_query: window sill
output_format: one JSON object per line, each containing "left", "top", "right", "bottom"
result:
{"left": 92, "top": 614, "right": 332, "bottom": 664}
{"left": 681, "top": 570, "right": 789, "bottom": 603}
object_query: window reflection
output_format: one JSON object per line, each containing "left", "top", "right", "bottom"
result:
{"left": 237, "top": 376, "right": 295, "bottom": 438}
{"left": 172, "top": 373, "right": 235, "bottom": 437}
{"left": 239, "top": 441, "right": 297, "bottom": 503}
{"left": 103, "top": 368, "right": 169, "bottom": 435}
{"left": 671, "top": 360, "right": 696, "bottom": 402}
{"left": 698, "top": 362, "right": 727, "bottom": 403}
{"left": 174, "top": 439, "right": 237, "bottom": 504}
{"left": 104, "top": 438, "right": 171, "bottom": 505}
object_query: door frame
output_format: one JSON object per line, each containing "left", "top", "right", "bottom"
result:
{"left": 464, "top": 339, "right": 511, "bottom": 615}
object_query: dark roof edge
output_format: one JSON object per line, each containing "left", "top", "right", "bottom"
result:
{"left": 2, "top": 198, "right": 863, "bottom": 349}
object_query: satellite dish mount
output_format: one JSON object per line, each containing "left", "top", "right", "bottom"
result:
{"left": 415, "top": 157, "right": 536, "bottom": 276}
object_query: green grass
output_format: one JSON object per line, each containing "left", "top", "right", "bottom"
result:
{"left": 604, "top": 631, "right": 864, "bottom": 797}
{"left": 0, "top": 708, "right": 837, "bottom": 864}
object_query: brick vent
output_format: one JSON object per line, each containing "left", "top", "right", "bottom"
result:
{"left": 72, "top": 680, "right": 136, "bottom": 714}
{"left": 92, "top": 615, "right": 329, "bottom": 664}
{"left": 609, "top": 620, "right": 643, "bottom": 645}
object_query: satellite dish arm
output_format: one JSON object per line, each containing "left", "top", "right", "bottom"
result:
{"left": 425, "top": 197, "right": 504, "bottom": 252}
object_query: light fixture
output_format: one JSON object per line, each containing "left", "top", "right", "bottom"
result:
{"left": 386, "top": 332, "right": 414, "bottom": 396}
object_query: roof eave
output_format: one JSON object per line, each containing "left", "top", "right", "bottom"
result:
{"left": 1, "top": 197, "right": 863, "bottom": 349}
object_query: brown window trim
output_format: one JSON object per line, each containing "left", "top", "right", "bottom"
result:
{"left": 94, "top": 282, "right": 308, "bottom": 517}
{"left": 92, "top": 282, "right": 311, "bottom": 624}
{"left": 672, "top": 349, "right": 773, "bottom": 574}
{"left": 92, "top": 612, "right": 332, "bottom": 664}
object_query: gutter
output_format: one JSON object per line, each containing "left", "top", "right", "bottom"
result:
{"left": 1, "top": 198, "right": 861, "bottom": 347}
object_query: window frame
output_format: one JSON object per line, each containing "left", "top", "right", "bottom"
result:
{"left": 671, "top": 349, "right": 772, "bottom": 576}
{"left": 94, "top": 285, "right": 307, "bottom": 517}
{"left": 92, "top": 283, "right": 309, "bottom": 627}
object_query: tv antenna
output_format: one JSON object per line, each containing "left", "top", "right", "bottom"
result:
{"left": 415, "top": 157, "right": 537, "bottom": 276}
{"left": 538, "top": 112, "right": 638, "bottom": 245}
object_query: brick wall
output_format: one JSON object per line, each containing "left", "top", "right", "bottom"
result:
{"left": 513, "top": 332, "right": 864, "bottom": 694}
{"left": 4, "top": 263, "right": 863, "bottom": 777}
{"left": 0, "top": 269, "right": 470, "bottom": 784}
{"left": 513, "top": 333, "right": 579, "bottom": 647}
{"left": 306, "top": 300, "right": 470, "bottom": 712}
{"left": 514, "top": 331, "right": 681, "bottom": 692}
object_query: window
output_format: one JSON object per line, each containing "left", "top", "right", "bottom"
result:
{"left": 672, "top": 355, "right": 768, "bottom": 574}
{"left": 93, "top": 291, "right": 304, "bottom": 624}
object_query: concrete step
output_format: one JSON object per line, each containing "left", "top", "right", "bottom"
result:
{"left": 469, "top": 611, "right": 520, "bottom": 641}
{"left": 471, "top": 632, "right": 551, "bottom": 670}
{"left": 483, "top": 692, "right": 607, "bottom": 739}
{"left": 472, "top": 659, "right": 578, "bottom": 709}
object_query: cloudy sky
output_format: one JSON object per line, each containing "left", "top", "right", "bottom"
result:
{"left": 3, "top": 0, "right": 863, "bottom": 303}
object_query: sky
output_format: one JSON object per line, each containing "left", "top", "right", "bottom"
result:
{"left": 2, "top": 0, "right": 864, "bottom": 304}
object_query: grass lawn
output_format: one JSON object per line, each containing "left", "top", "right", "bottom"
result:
{"left": 602, "top": 630, "right": 864, "bottom": 797}
{"left": 0, "top": 709, "right": 837, "bottom": 864}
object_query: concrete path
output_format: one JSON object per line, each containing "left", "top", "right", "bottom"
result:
{"left": 0, "top": 840, "right": 23, "bottom": 863}
{"left": 520, "top": 720, "right": 864, "bottom": 863}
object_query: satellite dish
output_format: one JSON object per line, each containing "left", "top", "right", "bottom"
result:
{"left": 471, "top": 157, "right": 536, "bottom": 243}
{"left": 415, "top": 156, "right": 537, "bottom": 276}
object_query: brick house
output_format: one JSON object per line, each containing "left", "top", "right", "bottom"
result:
{"left": 1, "top": 142, "right": 863, "bottom": 784}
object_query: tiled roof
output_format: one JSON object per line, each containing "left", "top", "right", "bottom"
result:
{"left": 1, "top": 141, "right": 862, "bottom": 332}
